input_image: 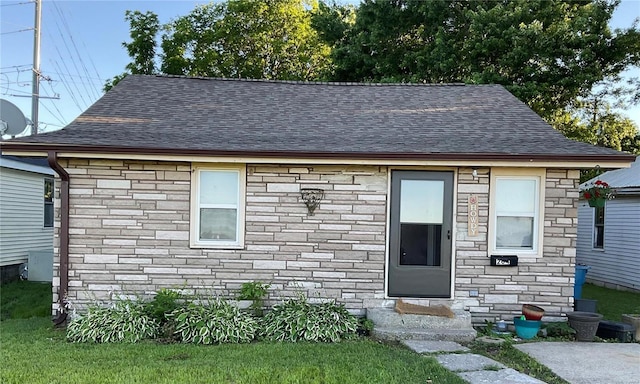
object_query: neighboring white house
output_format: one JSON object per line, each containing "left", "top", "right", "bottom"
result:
{"left": 0, "top": 155, "right": 54, "bottom": 282}
{"left": 577, "top": 156, "right": 640, "bottom": 292}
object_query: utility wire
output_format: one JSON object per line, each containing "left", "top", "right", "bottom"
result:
{"left": 0, "top": 64, "right": 32, "bottom": 70}
{"left": 51, "top": 0, "right": 100, "bottom": 101}
{"left": 39, "top": 100, "right": 66, "bottom": 127}
{"left": 50, "top": 58, "right": 84, "bottom": 112}
{"left": 48, "top": 15, "right": 90, "bottom": 110}
{"left": 1, "top": 28, "right": 34, "bottom": 35}
{"left": 1, "top": 1, "right": 35, "bottom": 7}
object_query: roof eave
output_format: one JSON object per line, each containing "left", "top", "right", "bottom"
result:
{"left": 1, "top": 142, "right": 636, "bottom": 165}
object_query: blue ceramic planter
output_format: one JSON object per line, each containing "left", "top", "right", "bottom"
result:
{"left": 513, "top": 317, "right": 541, "bottom": 339}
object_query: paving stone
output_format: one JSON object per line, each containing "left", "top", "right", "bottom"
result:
{"left": 402, "top": 340, "right": 470, "bottom": 354}
{"left": 458, "top": 368, "right": 547, "bottom": 384}
{"left": 435, "top": 353, "right": 505, "bottom": 372}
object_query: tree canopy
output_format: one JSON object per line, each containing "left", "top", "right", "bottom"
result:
{"left": 108, "top": 0, "right": 640, "bottom": 153}
{"left": 161, "top": 0, "right": 330, "bottom": 80}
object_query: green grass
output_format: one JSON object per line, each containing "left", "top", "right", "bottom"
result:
{"left": 582, "top": 283, "right": 640, "bottom": 321}
{"left": 0, "top": 318, "right": 465, "bottom": 384}
{"left": 0, "top": 280, "right": 52, "bottom": 321}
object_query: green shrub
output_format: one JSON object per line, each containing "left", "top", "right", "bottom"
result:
{"left": 66, "top": 299, "right": 159, "bottom": 343}
{"left": 237, "top": 281, "right": 270, "bottom": 316}
{"left": 145, "top": 288, "right": 184, "bottom": 324}
{"left": 169, "top": 298, "right": 258, "bottom": 344}
{"left": 261, "top": 296, "right": 358, "bottom": 342}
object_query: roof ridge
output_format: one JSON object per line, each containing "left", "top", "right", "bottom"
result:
{"left": 150, "top": 73, "right": 468, "bottom": 87}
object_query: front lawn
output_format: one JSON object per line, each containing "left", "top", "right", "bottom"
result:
{"left": 0, "top": 280, "right": 52, "bottom": 320}
{"left": 582, "top": 283, "right": 640, "bottom": 321}
{"left": 0, "top": 317, "right": 465, "bottom": 384}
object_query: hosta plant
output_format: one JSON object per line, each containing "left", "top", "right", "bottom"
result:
{"left": 261, "top": 295, "right": 358, "bottom": 342}
{"left": 169, "top": 298, "right": 258, "bottom": 344}
{"left": 66, "top": 299, "right": 159, "bottom": 343}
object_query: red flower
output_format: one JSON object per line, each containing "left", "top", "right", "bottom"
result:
{"left": 584, "top": 192, "right": 591, "bottom": 199}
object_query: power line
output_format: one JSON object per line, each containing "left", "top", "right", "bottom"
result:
{"left": 50, "top": 58, "right": 84, "bottom": 112}
{"left": 39, "top": 99, "right": 66, "bottom": 127}
{"left": 47, "top": 14, "right": 90, "bottom": 110}
{"left": 1, "top": 1, "right": 34, "bottom": 7}
{"left": 51, "top": 0, "right": 100, "bottom": 101}
{"left": 40, "top": 70, "right": 104, "bottom": 83}
{"left": 1, "top": 28, "right": 34, "bottom": 35}
{"left": 0, "top": 64, "right": 32, "bottom": 70}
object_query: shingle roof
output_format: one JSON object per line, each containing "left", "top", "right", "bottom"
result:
{"left": 3, "top": 75, "right": 633, "bottom": 161}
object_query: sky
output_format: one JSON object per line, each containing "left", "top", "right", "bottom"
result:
{"left": 1, "top": 0, "right": 639, "bottom": 138}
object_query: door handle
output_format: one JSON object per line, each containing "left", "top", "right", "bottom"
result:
{"left": 447, "top": 230, "right": 451, "bottom": 240}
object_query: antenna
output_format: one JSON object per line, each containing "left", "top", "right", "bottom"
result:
{"left": 0, "top": 99, "right": 28, "bottom": 136}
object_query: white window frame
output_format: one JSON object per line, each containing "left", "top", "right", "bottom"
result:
{"left": 592, "top": 205, "right": 605, "bottom": 250}
{"left": 44, "top": 177, "right": 54, "bottom": 228}
{"left": 489, "top": 168, "right": 545, "bottom": 257}
{"left": 190, "top": 164, "right": 246, "bottom": 249}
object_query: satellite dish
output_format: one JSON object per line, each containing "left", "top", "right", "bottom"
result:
{"left": 0, "top": 99, "right": 28, "bottom": 136}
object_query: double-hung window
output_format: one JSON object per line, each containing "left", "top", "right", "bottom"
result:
{"left": 490, "top": 169, "right": 545, "bottom": 256}
{"left": 44, "top": 178, "right": 54, "bottom": 228}
{"left": 190, "top": 165, "right": 245, "bottom": 248}
{"left": 593, "top": 206, "right": 605, "bottom": 249}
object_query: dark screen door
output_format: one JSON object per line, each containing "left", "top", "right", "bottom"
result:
{"left": 388, "top": 171, "right": 453, "bottom": 297}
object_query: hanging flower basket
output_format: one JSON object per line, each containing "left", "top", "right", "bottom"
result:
{"left": 588, "top": 198, "right": 606, "bottom": 208}
{"left": 581, "top": 180, "right": 612, "bottom": 208}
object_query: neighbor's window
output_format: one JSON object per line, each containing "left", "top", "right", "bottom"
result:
{"left": 593, "top": 206, "right": 605, "bottom": 249}
{"left": 490, "top": 169, "right": 545, "bottom": 256}
{"left": 190, "top": 165, "right": 245, "bottom": 248}
{"left": 44, "top": 178, "right": 54, "bottom": 228}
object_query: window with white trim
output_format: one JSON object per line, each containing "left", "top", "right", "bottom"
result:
{"left": 44, "top": 178, "right": 54, "bottom": 228}
{"left": 190, "top": 165, "right": 245, "bottom": 248}
{"left": 593, "top": 206, "right": 604, "bottom": 249}
{"left": 490, "top": 169, "right": 545, "bottom": 256}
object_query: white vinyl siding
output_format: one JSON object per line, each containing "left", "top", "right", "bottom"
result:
{"left": 190, "top": 164, "right": 246, "bottom": 248}
{"left": 577, "top": 197, "right": 640, "bottom": 291}
{"left": 0, "top": 166, "right": 54, "bottom": 267}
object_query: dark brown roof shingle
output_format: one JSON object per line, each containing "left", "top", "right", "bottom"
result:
{"left": 4, "top": 74, "right": 633, "bottom": 161}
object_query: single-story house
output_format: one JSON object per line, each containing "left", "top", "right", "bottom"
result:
{"left": 2, "top": 75, "right": 635, "bottom": 325}
{"left": 0, "top": 155, "right": 54, "bottom": 282}
{"left": 577, "top": 156, "right": 640, "bottom": 292}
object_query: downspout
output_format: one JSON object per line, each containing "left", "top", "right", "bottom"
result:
{"left": 47, "top": 151, "right": 69, "bottom": 326}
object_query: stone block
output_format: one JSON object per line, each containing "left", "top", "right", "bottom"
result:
{"left": 253, "top": 260, "right": 286, "bottom": 270}
{"left": 267, "top": 183, "right": 300, "bottom": 192}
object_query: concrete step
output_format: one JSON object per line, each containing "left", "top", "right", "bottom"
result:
{"left": 373, "top": 327, "right": 477, "bottom": 343}
{"left": 367, "top": 307, "right": 473, "bottom": 329}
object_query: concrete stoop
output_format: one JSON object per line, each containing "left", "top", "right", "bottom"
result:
{"left": 367, "top": 307, "right": 477, "bottom": 343}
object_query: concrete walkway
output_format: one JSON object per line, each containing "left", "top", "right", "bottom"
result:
{"left": 402, "top": 340, "right": 545, "bottom": 384}
{"left": 515, "top": 342, "right": 640, "bottom": 384}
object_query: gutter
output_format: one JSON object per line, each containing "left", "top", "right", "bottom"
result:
{"left": 2, "top": 142, "right": 637, "bottom": 163}
{"left": 47, "top": 151, "right": 69, "bottom": 326}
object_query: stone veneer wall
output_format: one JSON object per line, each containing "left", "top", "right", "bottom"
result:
{"left": 52, "top": 159, "right": 578, "bottom": 322}
{"left": 53, "top": 160, "right": 388, "bottom": 315}
{"left": 454, "top": 168, "right": 579, "bottom": 323}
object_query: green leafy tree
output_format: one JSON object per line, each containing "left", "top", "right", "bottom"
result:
{"left": 553, "top": 77, "right": 640, "bottom": 154}
{"left": 104, "top": 10, "right": 160, "bottom": 92}
{"left": 328, "top": 0, "right": 640, "bottom": 119}
{"left": 160, "top": 0, "right": 331, "bottom": 80}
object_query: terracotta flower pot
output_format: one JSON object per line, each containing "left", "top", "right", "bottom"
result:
{"left": 522, "top": 304, "right": 545, "bottom": 321}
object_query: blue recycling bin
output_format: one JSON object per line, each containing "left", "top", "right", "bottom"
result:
{"left": 574, "top": 265, "right": 591, "bottom": 299}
